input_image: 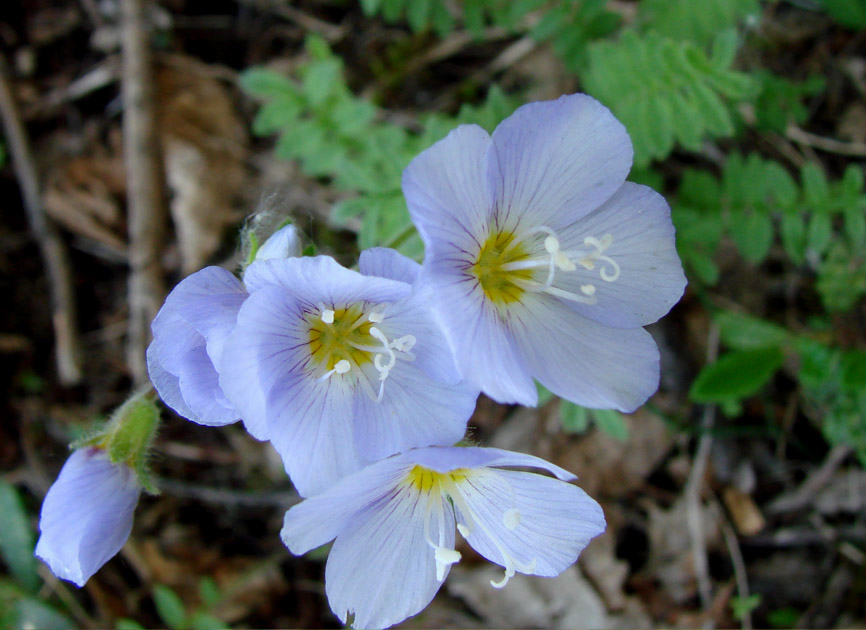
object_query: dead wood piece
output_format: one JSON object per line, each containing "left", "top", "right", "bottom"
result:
{"left": 683, "top": 322, "right": 720, "bottom": 622}
{"left": 122, "top": 0, "right": 167, "bottom": 386}
{"left": 0, "top": 55, "right": 83, "bottom": 386}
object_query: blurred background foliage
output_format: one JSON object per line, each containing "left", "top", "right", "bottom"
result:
{"left": 2, "top": 0, "right": 866, "bottom": 628}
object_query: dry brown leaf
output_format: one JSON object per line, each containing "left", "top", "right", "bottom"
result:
{"left": 643, "top": 498, "right": 721, "bottom": 605}
{"left": 158, "top": 62, "right": 248, "bottom": 274}
{"left": 552, "top": 407, "right": 675, "bottom": 499}
{"left": 721, "top": 485, "right": 765, "bottom": 536}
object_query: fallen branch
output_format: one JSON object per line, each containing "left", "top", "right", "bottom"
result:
{"left": 0, "top": 55, "right": 83, "bottom": 386}
{"left": 121, "top": 0, "right": 167, "bottom": 386}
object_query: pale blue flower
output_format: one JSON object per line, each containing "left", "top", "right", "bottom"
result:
{"left": 403, "top": 93, "right": 687, "bottom": 410}
{"left": 147, "top": 224, "right": 301, "bottom": 438}
{"left": 219, "top": 252, "right": 478, "bottom": 497}
{"left": 281, "top": 445, "right": 605, "bottom": 629}
{"left": 35, "top": 447, "right": 140, "bottom": 587}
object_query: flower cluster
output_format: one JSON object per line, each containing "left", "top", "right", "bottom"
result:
{"left": 36, "top": 94, "right": 685, "bottom": 628}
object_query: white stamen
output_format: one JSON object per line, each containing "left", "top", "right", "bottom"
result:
{"left": 503, "top": 508, "right": 521, "bottom": 530}
{"left": 496, "top": 226, "right": 619, "bottom": 307}
{"left": 367, "top": 310, "right": 384, "bottom": 323}
{"left": 434, "top": 546, "right": 462, "bottom": 580}
{"left": 320, "top": 309, "right": 335, "bottom": 324}
{"left": 334, "top": 359, "right": 350, "bottom": 374}
{"left": 390, "top": 335, "right": 416, "bottom": 353}
{"left": 457, "top": 523, "right": 472, "bottom": 538}
{"left": 320, "top": 359, "right": 352, "bottom": 380}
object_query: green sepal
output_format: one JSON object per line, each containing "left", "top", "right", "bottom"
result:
{"left": 244, "top": 231, "right": 260, "bottom": 267}
{"left": 102, "top": 390, "right": 162, "bottom": 495}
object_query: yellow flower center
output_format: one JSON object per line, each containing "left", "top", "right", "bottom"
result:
{"left": 471, "top": 231, "right": 534, "bottom": 305}
{"left": 305, "top": 303, "right": 416, "bottom": 401}
{"left": 306, "top": 304, "right": 375, "bottom": 371}
{"left": 404, "top": 465, "right": 471, "bottom": 492}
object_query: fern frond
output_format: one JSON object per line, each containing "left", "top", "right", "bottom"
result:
{"left": 241, "top": 37, "right": 519, "bottom": 258}
{"left": 637, "top": 0, "right": 760, "bottom": 47}
{"left": 584, "top": 30, "right": 757, "bottom": 166}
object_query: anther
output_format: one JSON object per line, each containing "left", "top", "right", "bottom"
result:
{"left": 320, "top": 309, "right": 335, "bottom": 324}
{"left": 434, "top": 546, "right": 461, "bottom": 580}
{"left": 580, "top": 284, "right": 596, "bottom": 296}
{"left": 503, "top": 508, "right": 521, "bottom": 531}
{"left": 367, "top": 310, "right": 384, "bottom": 324}
{"left": 334, "top": 360, "right": 350, "bottom": 374}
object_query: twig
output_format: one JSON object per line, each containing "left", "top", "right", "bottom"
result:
{"left": 235, "top": 0, "right": 346, "bottom": 42}
{"left": 766, "top": 444, "right": 853, "bottom": 515}
{"left": 709, "top": 494, "right": 753, "bottom": 630}
{"left": 157, "top": 478, "right": 300, "bottom": 508}
{"left": 787, "top": 124, "right": 866, "bottom": 157}
{"left": 0, "top": 55, "right": 83, "bottom": 385}
{"left": 121, "top": 0, "right": 167, "bottom": 386}
{"left": 684, "top": 322, "right": 720, "bottom": 623}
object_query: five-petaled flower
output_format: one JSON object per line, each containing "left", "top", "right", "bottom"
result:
{"left": 403, "top": 93, "right": 687, "bottom": 410}
{"left": 281, "top": 445, "right": 605, "bottom": 630}
{"left": 219, "top": 251, "right": 479, "bottom": 496}
{"left": 35, "top": 447, "right": 141, "bottom": 587}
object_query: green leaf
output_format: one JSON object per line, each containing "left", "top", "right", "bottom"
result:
{"left": 716, "top": 311, "right": 789, "bottom": 350}
{"left": 591, "top": 408, "right": 629, "bottom": 441}
{"left": 189, "top": 612, "right": 226, "bottom": 630}
{"left": 154, "top": 585, "right": 188, "bottom": 630}
{"left": 0, "top": 483, "right": 39, "bottom": 592}
{"left": 535, "top": 382, "right": 555, "bottom": 406}
{"left": 117, "top": 619, "right": 147, "bottom": 630}
{"left": 637, "top": 0, "right": 759, "bottom": 47}
{"left": 13, "top": 596, "right": 76, "bottom": 630}
{"left": 690, "top": 347, "right": 785, "bottom": 402}
{"left": 816, "top": 241, "right": 866, "bottom": 312}
{"left": 584, "top": 31, "right": 754, "bottom": 165}
{"left": 239, "top": 68, "right": 294, "bottom": 98}
{"left": 820, "top": 0, "right": 866, "bottom": 28}
{"left": 728, "top": 209, "right": 773, "bottom": 264}
{"left": 780, "top": 212, "right": 807, "bottom": 264}
{"left": 841, "top": 350, "right": 866, "bottom": 390}
{"left": 802, "top": 162, "right": 830, "bottom": 209}
{"left": 198, "top": 577, "right": 221, "bottom": 609}
{"left": 560, "top": 402, "right": 590, "bottom": 434}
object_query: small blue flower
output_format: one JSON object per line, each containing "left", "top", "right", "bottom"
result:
{"left": 280, "top": 445, "right": 605, "bottom": 629}
{"left": 218, "top": 253, "right": 479, "bottom": 497}
{"left": 35, "top": 447, "right": 141, "bottom": 587}
{"left": 147, "top": 224, "right": 301, "bottom": 438}
{"left": 403, "top": 93, "right": 687, "bottom": 410}
{"left": 147, "top": 266, "right": 248, "bottom": 428}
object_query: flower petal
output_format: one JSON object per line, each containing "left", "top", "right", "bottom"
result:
{"left": 353, "top": 362, "right": 475, "bottom": 462}
{"left": 359, "top": 247, "right": 421, "bottom": 284}
{"left": 281, "top": 456, "right": 412, "bottom": 553}
{"left": 35, "top": 448, "right": 140, "bottom": 587}
{"left": 403, "top": 124, "right": 493, "bottom": 254}
{"left": 556, "top": 182, "right": 687, "bottom": 328}
{"left": 267, "top": 370, "right": 358, "bottom": 497}
{"left": 488, "top": 94, "right": 632, "bottom": 229}
{"left": 456, "top": 468, "right": 605, "bottom": 578}
{"left": 243, "top": 255, "right": 410, "bottom": 306}
{"left": 325, "top": 482, "right": 454, "bottom": 629}
{"left": 220, "top": 284, "right": 359, "bottom": 495}
{"left": 425, "top": 271, "right": 536, "bottom": 405}
{"left": 406, "top": 446, "right": 576, "bottom": 481}
{"left": 512, "top": 296, "right": 660, "bottom": 411}
{"left": 145, "top": 346, "right": 195, "bottom": 421}
{"left": 252, "top": 223, "right": 302, "bottom": 261}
